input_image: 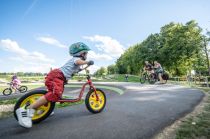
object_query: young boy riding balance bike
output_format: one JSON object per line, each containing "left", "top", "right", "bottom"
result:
{"left": 16, "top": 42, "right": 94, "bottom": 128}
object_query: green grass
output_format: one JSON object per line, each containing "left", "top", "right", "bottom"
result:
{"left": 113, "top": 74, "right": 140, "bottom": 82}
{"left": 70, "top": 74, "right": 141, "bottom": 83}
{"left": 55, "top": 100, "right": 84, "bottom": 108}
{"left": 0, "top": 76, "right": 44, "bottom": 83}
{"left": 99, "top": 74, "right": 140, "bottom": 82}
{"left": 0, "top": 84, "right": 44, "bottom": 94}
{"left": 156, "top": 81, "right": 210, "bottom": 139}
{"left": 0, "top": 98, "right": 18, "bottom": 105}
{"left": 175, "top": 91, "right": 210, "bottom": 139}
{"left": 55, "top": 95, "right": 84, "bottom": 108}
{"left": 23, "top": 84, "right": 44, "bottom": 90}
{"left": 65, "top": 84, "right": 124, "bottom": 95}
{"left": 0, "top": 111, "right": 13, "bottom": 119}
{"left": 1, "top": 74, "right": 141, "bottom": 84}
{"left": 0, "top": 98, "right": 17, "bottom": 119}
{"left": 0, "top": 85, "right": 8, "bottom": 93}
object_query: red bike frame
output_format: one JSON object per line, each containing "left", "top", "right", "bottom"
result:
{"left": 57, "top": 71, "right": 99, "bottom": 103}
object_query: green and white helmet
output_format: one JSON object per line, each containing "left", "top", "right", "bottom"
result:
{"left": 69, "top": 42, "right": 90, "bottom": 56}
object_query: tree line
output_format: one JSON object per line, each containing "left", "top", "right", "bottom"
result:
{"left": 95, "top": 20, "right": 210, "bottom": 76}
{"left": 0, "top": 72, "right": 46, "bottom": 76}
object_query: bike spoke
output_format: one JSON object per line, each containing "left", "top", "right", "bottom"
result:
{"left": 40, "top": 103, "right": 49, "bottom": 109}
{"left": 38, "top": 106, "right": 47, "bottom": 111}
{"left": 29, "top": 96, "right": 39, "bottom": 104}
{"left": 89, "top": 95, "right": 101, "bottom": 102}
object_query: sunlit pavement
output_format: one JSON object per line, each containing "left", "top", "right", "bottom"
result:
{"left": 0, "top": 83, "right": 204, "bottom": 139}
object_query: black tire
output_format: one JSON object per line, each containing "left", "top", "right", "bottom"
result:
{"left": 14, "top": 90, "right": 55, "bottom": 124}
{"left": 148, "top": 73, "right": 156, "bottom": 84}
{"left": 2, "top": 88, "right": 12, "bottom": 96}
{"left": 140, "top": 74, "right": 146, "bottom": 84}
{"left": 85, "top": 88, "right": 106, "bottom": 114}
{"left": 18, "top": 86, "right": 28, "bottom": 93}
{"left": 162, "top": 73, "right": 169, "bottom": 84}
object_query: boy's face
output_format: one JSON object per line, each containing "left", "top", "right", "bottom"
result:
{"left": 82, "top": 52, "right": 88, "bottom": 60}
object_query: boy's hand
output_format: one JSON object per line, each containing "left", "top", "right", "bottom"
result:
{"left": 87, "top": 60, "right": 94, "bottom": 65}
{"left": 78, "top": 68, "right": 83, "bottom": 72}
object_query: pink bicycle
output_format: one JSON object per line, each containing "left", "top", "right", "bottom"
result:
{"left": 2, "top": 82, "right": 28, "bottom": 96}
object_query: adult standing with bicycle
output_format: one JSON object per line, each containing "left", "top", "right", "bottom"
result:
{"left": 154, "top": 61, "right": 164, "bottom": 84}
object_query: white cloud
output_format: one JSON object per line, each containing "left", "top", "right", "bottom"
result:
{"left": 0, "top": 39, "right": 54, "bottom": 63}
{"left": 79, "top": 65, "right": 100, "bottom": 74}
{"left": 0, "top": 39, "right": 28, "bottom": 55}
{"left": 37, "top": 36, "right": 67, "bottom": 48}
{"left": 83, "top": 35, "right": 125, "bottom": 57}
{"left": 88, "top": 51, "right": 113, "bottom": 61}
{"left": 28, "top": 51, "right": 54, "bottom": 63}
{"left": 13, "top": 63, "right": 55, "bottom": 73}
{"left": 0, "top": 39, "right": 55, "bottom": 72}
{"left": 88, "top": 65, "right": 100, "bottom": 74}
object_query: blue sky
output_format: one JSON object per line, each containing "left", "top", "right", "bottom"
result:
{"left": 0, "top": 0, "right": 209, "bottom": 73}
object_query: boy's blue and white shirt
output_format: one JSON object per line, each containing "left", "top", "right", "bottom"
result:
{"left": 59, "top": 57, "right": 81, "bottom": 80}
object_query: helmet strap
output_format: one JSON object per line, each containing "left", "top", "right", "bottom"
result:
{"left": 73, "top": 55, "right": 86, "bottom": 60}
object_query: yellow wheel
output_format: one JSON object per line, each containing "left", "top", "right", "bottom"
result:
{"left": 14, "top": 90, "right": 55, "bottom": 123}
{"left": 85, "top": 88, "right": 106, "bottom": 113}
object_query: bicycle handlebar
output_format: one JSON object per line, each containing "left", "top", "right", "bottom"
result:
{"left": 79, "top": 65, "right": 90, "bottom": 73}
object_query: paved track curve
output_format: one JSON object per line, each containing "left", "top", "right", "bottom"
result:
{"left": 0, "top": 83, "right": 204, "bottom": 139}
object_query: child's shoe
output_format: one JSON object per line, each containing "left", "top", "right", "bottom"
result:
{"left": 16, "top": 107, "right": 35, "bottom": 128}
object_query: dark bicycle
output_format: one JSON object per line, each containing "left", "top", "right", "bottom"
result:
{"left": 140, "top": 72, "right": 155, "bottom": 84}
{"left": 140, "top": 71, "right": 169, "bottom": 84}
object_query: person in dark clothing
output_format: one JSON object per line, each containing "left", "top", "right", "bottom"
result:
{"left": 143, "top": 61, "right": 154, "bottom": 75}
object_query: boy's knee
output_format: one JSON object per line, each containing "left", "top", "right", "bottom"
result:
{"left": 45, "top": 92, "right": 61, "bottom": 102}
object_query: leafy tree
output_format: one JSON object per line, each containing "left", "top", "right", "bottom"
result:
{"left": 114, "top": 20, "right": 205, "bottom": 76}
{"left": 107, "top": 64, "right": 117, "bottom": 74}
{"left": 202, "top": 31, "right": 210, "bottom": 75}
{"left": 94, "top": 67, "right": 107, "bottom": 76}
{"left": 17, "top": 72, "right": 24, "bottom": 76}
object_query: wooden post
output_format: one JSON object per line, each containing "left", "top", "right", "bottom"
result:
{"left": 205, "top": 77, "right": 209, "bottom": 87}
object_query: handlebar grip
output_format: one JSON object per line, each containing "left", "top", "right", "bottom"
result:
{"left": 87, "top": 60, "right": 94, "bottom": 65}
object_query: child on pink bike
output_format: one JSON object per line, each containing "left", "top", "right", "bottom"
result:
{"left": 16, "top": 42, "right": 93, "bottom": 128}
{"left": 11, "top": 74, "right": 21, "bottom": 92}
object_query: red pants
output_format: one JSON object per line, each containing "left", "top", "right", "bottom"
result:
{"left": 44, "top": 69, "right": 66, "bottom": 102}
